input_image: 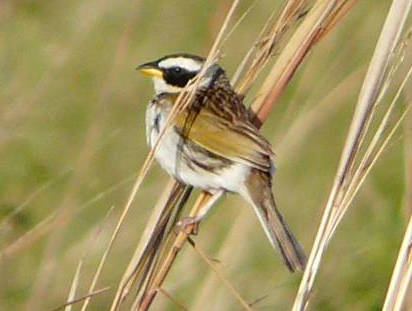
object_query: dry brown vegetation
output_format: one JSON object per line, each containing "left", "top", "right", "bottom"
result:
{"left": 0, "top": 1, "right": 411, "bottom": 310}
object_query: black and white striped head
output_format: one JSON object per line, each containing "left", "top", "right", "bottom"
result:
{"left": 137, "top": 53, "right": 220, "bottom": 94}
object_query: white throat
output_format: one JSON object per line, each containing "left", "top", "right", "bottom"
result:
{"left": 152, "top": 77, "right": 182, "bottom": 94}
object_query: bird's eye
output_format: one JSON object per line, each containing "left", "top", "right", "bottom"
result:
{"left": 163, "top": 66, "right": 196, "bottom": 87}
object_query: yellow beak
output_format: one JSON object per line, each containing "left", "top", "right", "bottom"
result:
{"left": 139, "top": 67, "right": 163, "bottom": 78}
{"left": 136, "top": 62, "right": 163, "bottom": 78}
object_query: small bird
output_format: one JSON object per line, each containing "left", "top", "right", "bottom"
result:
{"left": 137, "top": 53, "right": 306, "bottom": 272}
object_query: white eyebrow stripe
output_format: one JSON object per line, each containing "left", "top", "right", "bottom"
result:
{"left": 158, "top": 57, "right": 202, "bottom": 72}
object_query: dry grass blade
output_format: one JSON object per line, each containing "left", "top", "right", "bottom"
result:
{"left": 79, "top": 206, "right": 117, "bottom": 311}
{"left": 403, "top": 101, "right": 412, "bottom": 310}
{"left": 293, "top": 0, "right": 412, "bottom": 309}
{"left": 235, "top": 0, "right": 308, "bottom": 94}
{"left": 313, "top": 0, "right": 359, "bottom": 43}
{"left": 65, "top": 260, "right": 83, "bottom": 311}
{"left": 327, "top": 65, "right": 412, "bottom": 238}
{"left": 251, "top": 0, "right": 351, "bottom": 123}
{"left": 382, "top": 216, "right": 412, "bottom": 311}
{"left": 157, "top": 287, "right": 189, "bottom": 311}
{"left": 220, "top": 0, "right": 259, "bottom": 48}
{"left": 187, "top": 237, "right": 254, "bottom": 311}
{"left": 338, "top": 30, "right": 412, "bottom": 179}
{"left": 104, "top": 136, "right": 173, "bottom": 307}
{"left": 190, "top": 208, "right": 251, "bottom": 310}
{"left": 35, "top": 203, "right": 115, "bottom": 311}
{"left": 49, "top": 287, "right": 111, "bottom": 311}
{"left": 111, "top": 182, "right": 191, "bottom": 309}
{"left": 107, "top": 179, "right": 178, "bottom": 307}
{"left": 230, "top": 6, "right": 279, "bottom": 87}
{"left": 135, "top": 192, "right": 223, "bottom": 311}
{"left": 403, "top": 48, "right": 412, "bottom": 221}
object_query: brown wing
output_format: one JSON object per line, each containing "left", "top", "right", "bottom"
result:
{"left": 176, "top": 73, "right": 274, "bottom": 172}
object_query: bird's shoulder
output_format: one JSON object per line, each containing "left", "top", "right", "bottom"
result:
{"left": 178, "top": 74, "right": 275, "bottom": 171}
{"left": 195, "top": 74, "right": 250, "bottom": 122}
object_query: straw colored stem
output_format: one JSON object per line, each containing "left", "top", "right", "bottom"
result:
{"left": 251, "top": 0, "right": 339, "bottom": 121}
{"left": 109, "top": 179, "right": 181, "bottom": 309}
{"left": 65, "top": 261, "right": 83, "bottom": 311}
{"left": 327, "top": 66, "right": 412, "bottom": 238}
{"left": 404, "top": 90, "right": 412, "bottom": 218}
{"left": 157, "top": 287, "right": 189, "bottom": 311}
{"left": 137, "top": 193, "right": 213, "bottom": 311}
{"left": 382, "top": 216, "right": 412, "bottom": 311}
{"left": 188, "top": 237, "right": 254, "bottom": 311}
{"left": 292, "top": 0, "right": 412, "bottom": 309}
{"left": 49, "top": 287, "right": 111, "bottom": 311}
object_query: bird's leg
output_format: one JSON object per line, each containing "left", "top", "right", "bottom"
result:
{"left": 176, "top": 190, "right": 224, "bottom": 235}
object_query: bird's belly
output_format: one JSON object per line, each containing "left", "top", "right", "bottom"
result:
{"left": 146, "top": 105, "right": 249, "bottom": 192}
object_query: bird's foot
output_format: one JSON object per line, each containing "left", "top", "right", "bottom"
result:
{"left": 176, "top": 216, "right": 201, "bottom": 235}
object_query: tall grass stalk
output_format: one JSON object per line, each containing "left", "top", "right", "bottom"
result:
{"left": 49, "top": 287, "right": 111, "bottom": 311}
{"left": 404, "top": 88, "right": 412, "bottom": 218}
{"left": 327, "top": 65, "right": 412, "bottom": 239}
{"left": 382, "top": 215, "right": 412, "bottom": 311}
{"left": 64, "top": 260, "right": 83, "bottom": 311}
{"left": 186, "top": 238, "right": 254, "bottom": 311}
{"left": 292, "top": 0, "right": 412, "bottom": 309}
{"left": 382, "top": 61, "right": 412, "bottom": 311}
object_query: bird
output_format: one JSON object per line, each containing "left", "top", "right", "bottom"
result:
{"left": 136, "top": 53, "right": 306, "bottom": 272}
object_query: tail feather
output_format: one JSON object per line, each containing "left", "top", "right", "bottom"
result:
{"left": 243, "top": 171, "right": 306, "bottom": 272}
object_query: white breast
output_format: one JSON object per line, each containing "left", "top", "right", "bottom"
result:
{"left": 145, "top": 101, "right": 250, "bottom": 192}
{"left": 146, "top": 102, "right": 180, "bottom": 177}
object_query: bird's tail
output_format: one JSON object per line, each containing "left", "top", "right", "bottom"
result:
{"left": 242, "top": 171, "right": 306, "bottom": 272}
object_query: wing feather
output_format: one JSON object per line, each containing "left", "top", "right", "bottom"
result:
{"left": 176, "top": 109, "right": 273, "bottom": 171}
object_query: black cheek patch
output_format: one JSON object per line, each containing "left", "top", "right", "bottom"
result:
{"left": 164, "top": 70, "right": 197, "bottom": 88}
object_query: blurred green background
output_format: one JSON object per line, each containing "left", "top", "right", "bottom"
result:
{"left": 0, "top": 0, "right": 410, "bottom": 310}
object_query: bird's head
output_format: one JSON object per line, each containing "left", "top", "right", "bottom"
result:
{"left": 137, "top": 53, "right": 222, "bottom": 94}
